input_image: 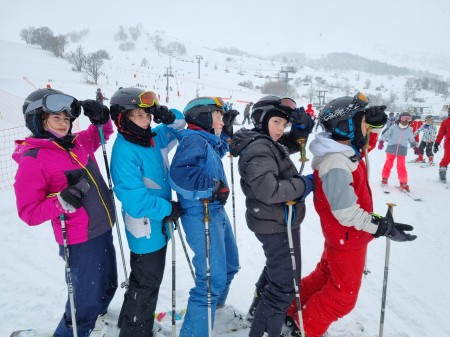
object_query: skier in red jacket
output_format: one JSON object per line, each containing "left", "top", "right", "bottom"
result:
{"left": 434, "top": 106, "right": 450, "bottom": 181}
{"left": 285, "top": 93, "right": 416, "bottom": 337}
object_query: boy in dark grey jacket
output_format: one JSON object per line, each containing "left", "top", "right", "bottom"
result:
{"left": 230, "top": 96, "right": 314, "bottom": 337}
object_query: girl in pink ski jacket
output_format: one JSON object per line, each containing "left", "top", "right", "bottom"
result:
{"left": 12, "top": 88, "right": 117, "bottom": 337}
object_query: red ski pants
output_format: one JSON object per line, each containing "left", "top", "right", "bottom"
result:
{"left": 439, "top": 139, "right": 450, "bottom": 167}
{"left": 382, "top": 153, "right": 408, "bottom": 184}
{"left": 287, "top": 242, "right": 367, "bottom": 337}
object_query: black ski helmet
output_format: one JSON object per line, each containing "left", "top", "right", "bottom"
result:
{"left": 110, "top": 87, "right": 153, "bottom": 130}
{"left": 318, "top": 92, "right": 369, "bottom": 141}
{"left": 251, "top": 95, "right": 296, "bottom": 131}
{"left": 183, "top": 97, "right": 227, "bottom": 130}
{"left": 23, "top": 88, "right": 76, "bottom": 137}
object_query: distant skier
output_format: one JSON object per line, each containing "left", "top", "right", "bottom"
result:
{"left": 413, "top": 115, "right": 437, "bottom": 165}
{"left": 96, "top": 88, "right": 108, "bottom": 105}
{"left": 378, "top": 112, "right": 417, "bottom": 192}
{"left": 305, "top": 103, "right": 316, "bottom": 119}
{"left": 434, "top": 106, "right": 450, "bottom": 181}
{"left": 241, "top": 102, "right": 253, "bottom": 125}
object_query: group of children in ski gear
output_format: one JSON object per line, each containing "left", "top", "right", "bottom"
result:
{"left": 13, "top": 88, "right": 419, "bottom": 337}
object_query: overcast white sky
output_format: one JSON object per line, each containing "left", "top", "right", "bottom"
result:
{"left": 1, "top": 0, "right": 450, "bottom": 58}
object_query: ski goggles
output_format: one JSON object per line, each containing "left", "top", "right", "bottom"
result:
{"left": 184, "top": 97, "right": 228, "bottom": 114}
{"left": 400, "top": 115, "right": 412, "bottom": 122}
{"left": 353, "top": 92, "right": 369, "bottom": 108}
{"left": 253, "top": 96, "right": 297, "bottom": 113}
{"left": 137, "top": 91, "right": 159, "bottom": 108}
{"left": 24, "top": 93, "right": 81, "bottom": 118}
{"left": 111, "top": 91, "right": 160, "bottom": 108}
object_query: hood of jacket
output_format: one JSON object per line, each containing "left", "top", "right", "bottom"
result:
{"left": 309, "top": 132, "right": 355, "bottom": 158}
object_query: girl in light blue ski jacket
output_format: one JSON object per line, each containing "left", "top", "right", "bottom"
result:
{"left": 111, "top": 109, "right": 185, "bottom": 254}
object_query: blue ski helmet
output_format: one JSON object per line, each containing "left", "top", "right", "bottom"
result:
{"left": 183, "top": 97, "right": 227, "bottom": 130}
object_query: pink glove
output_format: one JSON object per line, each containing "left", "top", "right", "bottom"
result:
{"left": 378, "top": 140, "right": 384, "bottom": 150}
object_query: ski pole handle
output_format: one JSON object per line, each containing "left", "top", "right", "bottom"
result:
{"left": 297, "top": 138, "right": 308, "bottom": 175}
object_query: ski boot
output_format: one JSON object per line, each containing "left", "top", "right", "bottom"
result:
{"left": 381, "top": 178, "right": 388, "bottom": 186}
{"left": 399, "top": 183, "right": 410, "bottom": 192}
{"left": 428, "top": 156, "right": 435, "bottom": 166}
{"left": 439, "top": 166, "right": 447, "bottom": 182}
{"left": 414, "top": 155, "right": 425, "bottom": 163}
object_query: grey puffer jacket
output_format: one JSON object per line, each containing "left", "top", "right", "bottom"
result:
{"left": 230, "top": 128, "right": 307, "bottom": 234}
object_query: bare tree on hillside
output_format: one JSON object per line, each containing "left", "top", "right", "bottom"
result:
{"left": 306, "top": 84, "right": 315, "bottom": 102}
{"left": 83, "top": 53, "right": 104, "bottom": 85}
{"left": 49, "top": 34, "right": 68, "bottom": 57}
{"left": 20, "top": 27, "right": 35, "bottom": 44}
{"left": 65, "top": 46, "right": 86, "bottom": 72}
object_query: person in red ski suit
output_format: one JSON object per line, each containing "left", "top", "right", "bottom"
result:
{"left": 285, "top": 93, "right": 417, "bottom": 337}
{"left": 305, "top": 103, "right": 316, "bottom": 119}
{"left": 434, "top": 106, "right": 450, "bottom": 182}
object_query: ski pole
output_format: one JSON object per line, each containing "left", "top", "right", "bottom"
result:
{"left": 363, "top": 129, "right": 372, "bottom": 276}
{"left": 203, "top": 199, "right": 213, "bottom": 337}
{"left": 60, "top": 214, "right": 79, "bottom": 337}
{"left": 97, "top": 125, "right": 129, "bottom": 288}
{"left": 297, "top": 138, "right": 309, "bottom": 175}
{"left": 379, "top": 202, "right": 396, "bottom": 337}
{"left": 176, "top": 220, "right": 195, "bottom": 281}
{"left": 286, "top": 201, "right": 305, "bottom": 337}
{"left": 227, "top": 139, "right": 237, "bottom": 241}
{"left": 167, "top": 221, "right": 177, "bottom": 337}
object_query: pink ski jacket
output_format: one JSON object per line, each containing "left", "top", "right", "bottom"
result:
{"left": 12, "top": 120, "right": 116, "bottom": 245}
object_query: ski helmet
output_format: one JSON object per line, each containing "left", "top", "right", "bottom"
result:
{"left": 318, "top": 92, "right": 369, "bottom": 141}
{"left": 183, "top": 97, "right": 227, "bottom": 130}
{"left": 23, "top": 88, "right": 79, "bottom": 137}
{"left": 251, "top": 95, "right": 296, "bottom": 131}
{"left": 110, "top": 87, "right": 159, "bottom": 129}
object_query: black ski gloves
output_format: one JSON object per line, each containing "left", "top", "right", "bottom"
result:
{"left": 164, "top": 200, "right": 182, "bottom": 224}
{"left": 222, "top": 109, "right": 240, "bottom": 137}
{"left": 79, "top": 100, "right": 110, "bottom": 125}
{"left": 148, "top": 105, "right": 175, "bottom": 124}
{"left": 297, "top": 174, "right": 315, "bottom": 201}
{"left": 289, "top": 107, "right": 314, "bottom": 140}
{"left": 372, "top": 211, "right": 417, "bottom": 242}
{"left": 211, "top": 180, "right": 230, "bottom": 205}
{"left": 59, "top": 178, "right": 90, "bottom": 210}
{"left": 364, "top": 105, "right": 388, "bottom": 128}
{"left": 433, "top": 142, "right": 440, "bottom": 153}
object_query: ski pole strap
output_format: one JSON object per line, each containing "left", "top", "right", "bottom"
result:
{"left": 98, "top": 125, "right": 106, "bottom": 145}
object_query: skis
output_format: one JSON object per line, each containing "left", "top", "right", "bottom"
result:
{"left": 395, "top": 186, "right": 422, "bottom": 201}
{"left": 382, "top": 183, "right": 422, "bottom": 200}
{"left": 10, "top": 330, "right": 51, "bottom": 337}
{"left": 420, "top": 162, "right": 436, "bottom": 168}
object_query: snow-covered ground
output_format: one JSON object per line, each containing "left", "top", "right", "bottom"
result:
{"left": 1, "top": 33, "right": 450, "bottom": 337}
